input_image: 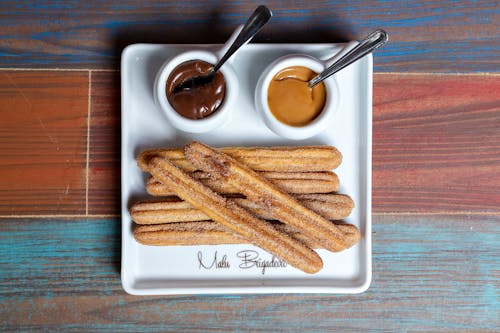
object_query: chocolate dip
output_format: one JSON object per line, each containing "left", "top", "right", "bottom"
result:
{"left": 166, "top": 60, "right": 226, "bottom": 119}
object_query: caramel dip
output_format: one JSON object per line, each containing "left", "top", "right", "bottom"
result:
{"left": 267, "top": 66, "right": 326, "bottom": 127}
{"left": 166, "top": 60, "right": 226, "bottom": 119}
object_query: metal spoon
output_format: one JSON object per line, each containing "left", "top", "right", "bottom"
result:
{"left": 308, "top": 29, "right": 389, "bottom": 88}
{"left": 172, "top": 5, "right": 272, "bottom": 94}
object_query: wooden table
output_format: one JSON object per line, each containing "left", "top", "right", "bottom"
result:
{"left": 1, "top": 1, "right": 498, "bottom": 331}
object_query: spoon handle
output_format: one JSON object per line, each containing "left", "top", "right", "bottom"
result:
{"left": 309, "top": 29, "right": 389, "bottom": 88}
{"left": 212, "top": 5, "right": 272, "bottom": 73}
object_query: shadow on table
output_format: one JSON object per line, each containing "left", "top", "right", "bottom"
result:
{"left": 112, "top": 10, "right": 356, "bottom": 64}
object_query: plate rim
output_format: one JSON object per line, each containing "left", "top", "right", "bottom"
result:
{"left": 120, "top": 43, "right": 373, "bottom": 295}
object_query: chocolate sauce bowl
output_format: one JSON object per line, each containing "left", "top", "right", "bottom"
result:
{"left": 154, "top": 45, "right": 239, "bottom": 133}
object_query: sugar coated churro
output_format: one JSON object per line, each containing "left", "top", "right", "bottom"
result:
{"left": 138, "top": 146, "right": 342, "bottom": 172}
{"left": 130, "top": 194, "right": 354, "bottom": 224}
{"left": 134, "top": 221, "right": 360, "bottom": 250}
{"left": 184, "top": 141, "right": 348, "bottom": 252}
{"left": 145, "top": 156, "right": 323, "bottom": 274}
{"left": 145, "top": 171, "right": 339, "bottom": 196}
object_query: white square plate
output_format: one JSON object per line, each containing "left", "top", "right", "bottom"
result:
{"left": 121, "top": 43, "right": 372, "bottom": 295}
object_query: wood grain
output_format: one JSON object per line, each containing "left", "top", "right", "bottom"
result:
{"left": 88, "top": 71, "right": 121, "bottom": 215}
{"left": 0, "top": 71, "right": 88, "bottom": 215}
{"left": 0, "top": 1, "right": 498, "bottom": 330}
{"left": 0, "top": 215, "right": 498, "bottom": 331}
{"left": 84, "top": 72, "right": 500, "bottom": 215}
{"left": 0, "top": 1, "right": 498, "bottom": 72}
{"left": 373, "top": 74, "right": 500, "bottom": 213}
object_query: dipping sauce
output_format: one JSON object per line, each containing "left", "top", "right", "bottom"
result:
{"left": 166, "top": 60, "right": 226, "bottom": 119}
{"left": 267, "top": 66, "right": 326, "bottom": 127}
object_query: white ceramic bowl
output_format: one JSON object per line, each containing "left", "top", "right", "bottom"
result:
{"left": 254, "top": 41, "right": 360, "bottom": 140}
{"left": 254, "top": 54, "right": 340, "bottom": 140}
{"left": 154, "top": 50, "right": 239, "bottom": 133}
{"left": 154, "top": 26, "right": 247, "bottom": 133}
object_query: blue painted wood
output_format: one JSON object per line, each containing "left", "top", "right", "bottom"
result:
{"left": 0, "top": 216, "right": 498, "bottom": 331}
{"left": 0, "top": 218, "right": 121, "bottom": 298}
{"left": 0, "top": 0, "right": 498, "bottom": 72}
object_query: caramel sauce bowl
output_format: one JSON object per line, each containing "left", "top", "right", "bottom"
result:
{"left": 254, "top": 54, "right": 340, "bottom": 140}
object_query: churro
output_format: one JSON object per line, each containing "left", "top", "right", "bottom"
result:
{"left": 134, "top": 221, "right": 360, "bottom": 250}
{"left": 146, "top": 171, "right": 339, "bottom": 196}
{"left": 130, "top": 194, "right": 354, "bottom": 224}
{"left": 184, "top": 142, "right": 348, "bottom": 252}
{"left": 145, "top": 156, "right": 323, "bottom": 274}
{"left": 138, "top": 146, "right": 342, "bottom": 172}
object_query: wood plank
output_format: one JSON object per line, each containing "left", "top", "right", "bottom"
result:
{"left": 0, "top": 1, "right": 498, "bottom": 72}
{"left": 0, "top": 71, "right": 88, "bottom": 215}
{"left": 0, "top": 215, "right": 498, "bottom": 331}
{"left": 88, "top": 71, "right": 120, "bottom": 215}
{"left": 87, "top": 72, "right": 500, "bottom": 215}
{"left": 373, "top": 74, "right": 500, "bottom": 213}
